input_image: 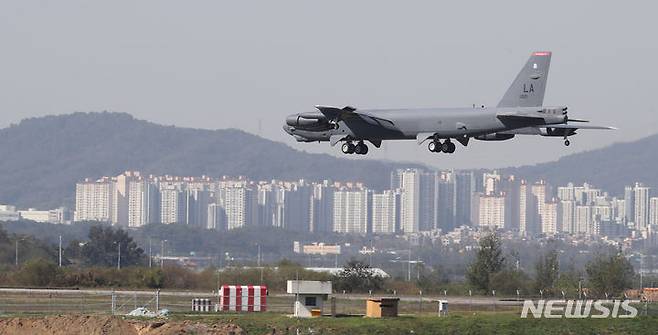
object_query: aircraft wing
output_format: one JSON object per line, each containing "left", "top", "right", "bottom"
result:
{"left": 315, "top": 105, "right": 397, "bottom": 130}
{"left": 315, "top": 105, "right": 357, "bottom": 119}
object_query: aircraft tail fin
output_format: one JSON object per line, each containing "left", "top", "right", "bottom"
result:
{"left": 497, "top": 51, "right": 552, "bottom": 108}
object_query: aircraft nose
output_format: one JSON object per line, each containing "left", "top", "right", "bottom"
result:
{"left": 282, "top": 125, "right": 294, "bottom": 135}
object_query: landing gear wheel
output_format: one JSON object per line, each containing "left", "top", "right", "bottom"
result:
{"left": 440, "top": 141, "right": 451, "bottom": 153}
{"left": 354, "top": 142, "right": 368, "bottom": 155}
{"left": 341, "top": 142, "right": 355, "bottom": 154}
{"left": 360, "top": 144, "right": 369, "bottom": 155}
{"left": 428, "top": 141, "right": 439, "bottom": 153}
{"left": 564, "top": 139, "right": 570, "bottom": 146}
{"left": 446, "top": 141, "right": 456, "bottom": 153}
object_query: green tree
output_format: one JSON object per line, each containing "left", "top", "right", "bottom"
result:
{"left": 466, "top": 233, "right": 505, "bottom": 293}
{"left": 534, "top": 250, "right": 560, "bottom": 296}
{"left": 490, "top": 269, "right": 531, "bottom": 296}
{"left": 81, "top": 225, "right": 144, "bottom": 267}
{"left": 586, "top": 252, "right": 635, "bottom": 297}
{"left": 333, "top": 259, "right": 385, "bottom": 293}
{"left": 13, "top": 259, "right": 62, "bottom": 287}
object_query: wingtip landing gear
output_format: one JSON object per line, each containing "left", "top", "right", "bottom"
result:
{"left": 564, "top": 139, "right": 570, "bottom": 146}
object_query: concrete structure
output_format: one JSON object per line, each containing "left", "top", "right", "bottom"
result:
{"left": 287, "top": 280, "right": 332, "bottom": 318}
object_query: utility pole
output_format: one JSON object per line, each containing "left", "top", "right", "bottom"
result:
{"left": 148, "top": 238, "right": 152, "bottom": 268}
{"left": 257, "top": 244, "right": 261, "bottom": 267}
{"left": 407, "top": 243, "right": 411, "bottom": 282}
{"left": 58, "top": 235, "right": 62, "bottom": 267}
{"left": 160, "top": 240, "right": 167, "bottom": 269}
{"left": 117, "top": 242, "right": 121, "bottom": 270}
{"left": 15, "top": 240, "right": 18, "bottom": 267}
{"left": 369, "top": 239, "right": 373, "bottom": 267}
{"left": 640, "top": 253, "right": 644, "bottom": 291}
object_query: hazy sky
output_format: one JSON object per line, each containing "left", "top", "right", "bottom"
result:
{"left": 2, "top": 1, "right": 657, "bottom": 169}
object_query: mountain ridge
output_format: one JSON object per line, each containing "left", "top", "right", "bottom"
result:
{"left": 0, "top": 112, "right": 422, "bottom": 208}
{"left": 0, "top": 112, "right": 655, "bottom": 209}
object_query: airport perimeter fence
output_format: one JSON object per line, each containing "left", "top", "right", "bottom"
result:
{"left": 0, "top": 288, "right": 657, "bottom": 317}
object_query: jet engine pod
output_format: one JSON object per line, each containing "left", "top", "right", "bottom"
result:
{"left": 474, "top": 133, "right": 515, "bottom": 141}
{"left": 285, "top": 113, "right": 332, "bottom": 131}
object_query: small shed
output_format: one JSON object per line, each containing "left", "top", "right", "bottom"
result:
{"left": 287, "top": 280, "right": 332, "bottom": 318}
{"left": 366, "top": 298, "right": 399, "bottom": 318}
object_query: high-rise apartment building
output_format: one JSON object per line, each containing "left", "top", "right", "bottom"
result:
{"left": 633, "top": 183, "right": 651, "bottom": 230}
{"left": 477, "top": 194, "right": 505, "bottom": 230}
{"left": 371, "top": 190, "right": 398, "bottom": 234}
{"left": 333, "top": 187, "right": 369, "bottom": 234}
{"left": 310, "top": 181, "right": 334, "bottom": 233}
{"left": 74, "top": 178, "right": 113, "bottom": 222}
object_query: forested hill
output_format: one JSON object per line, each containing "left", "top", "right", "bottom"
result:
{"left": 0, "top": 112, "right": 419, "bottom": 208}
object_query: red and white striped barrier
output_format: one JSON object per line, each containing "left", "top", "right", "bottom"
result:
{"left": 219, "top": 285, "right": 267, "bottom": 312}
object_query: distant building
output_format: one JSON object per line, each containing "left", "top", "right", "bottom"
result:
{"left": 650, "top": 197, "right": 658, "bottom": 226}
{"left": 18, "top": 207, "right": 68, "bottom": 224}
{"left": 333, "top": 187, "right": 369, "bottom": 234}
{"left": 293, "top": 242, "right": 341, "bottom": 255}
{"left": 476, "top": 194, "right": 505, "bottom": 230}
{"left": 633, "top": 183, "right": 651, "bottom": 230}
{"left": 159, "top": 182, "right": 186, "bottom": 224}
{"left": 392, "top": 169, "right": 437, "bottom": 233}
{"left": 310, "top": 181, "right": 334, "bottom": 233}
{"left": 0, "top": 205, "right": 19, "bottom": 221}
{"left": 558, "top": 200, "right": 576, "bottom": 234}
{"left": 74, "top": 178, "right": 113, "bottom": 222}
{"left": 218, "top": 183, "right": 257, "bottom": 230}
{"left": 542, "top": 201, "right": 558, "bottom": 234}
{"left": 454, "top": 171, "right": 475, "bottom": 227}
{"left": 371, "top": 190, "right": 398, "bottom": 234}
{"left": 128, "top": 179, "right": 159, "bottom": 227}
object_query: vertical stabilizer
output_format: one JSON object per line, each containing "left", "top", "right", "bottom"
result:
{"left": 497, "top": 51, "right": 551, "bottom": 108}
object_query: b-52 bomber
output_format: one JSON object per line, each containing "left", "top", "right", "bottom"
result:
{"left": 283, "top": 51, "right": 614, "bottom": 155}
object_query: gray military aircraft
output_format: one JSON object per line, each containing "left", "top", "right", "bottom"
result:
{"left": 283, "top": 51, "right": 614, "bottom": 155}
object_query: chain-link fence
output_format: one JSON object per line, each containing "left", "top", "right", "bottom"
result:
{"left": 0, "top": 288, "right": 656, "bottom": 317}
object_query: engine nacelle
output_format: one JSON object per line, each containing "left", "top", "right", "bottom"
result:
{"left": 474, "top": 133, "right": 515, "bottom": 141}
{"left": 285, "top": 113, "right": 332, "bottom": 131}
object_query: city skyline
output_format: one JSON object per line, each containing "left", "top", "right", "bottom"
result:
{"left": 3, "top": 169, "right": 658, "bottom": 249}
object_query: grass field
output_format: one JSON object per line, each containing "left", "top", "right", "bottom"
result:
{"left": 170, "top": 312, "right": 658, "bottom": 335}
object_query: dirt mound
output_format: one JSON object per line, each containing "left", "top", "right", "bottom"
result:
{"left": 0, "top": 315, "right": 245, "bottom": 335}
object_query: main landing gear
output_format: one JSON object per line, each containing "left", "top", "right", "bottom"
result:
{"left": 341, "top": 141, "right": 369, "bottom": 155}
{"left": 428, "top": 139, "right": 456, "bottom": 153}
